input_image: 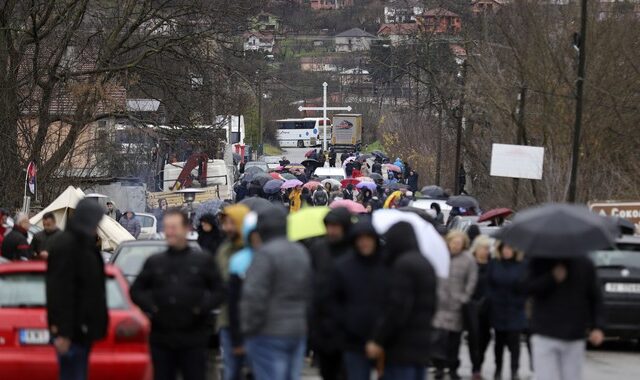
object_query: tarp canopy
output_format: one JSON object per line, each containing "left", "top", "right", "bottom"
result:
{"left": 30, "top": 186, "right": 135, "bottom": 251}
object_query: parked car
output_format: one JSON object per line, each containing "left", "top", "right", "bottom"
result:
{"left": 243, "top": 161, "right": 269, "bottom": 172}
{"left": 589, "top": 235, "right": 640, "bottom": 340}
{"left": 135, "top": 213, "right": 158, "bottom": 240}
{"left": 260, "top": 155, "right": 281, "bottom": 170}
{"left": 313, "top": 167, "right": 346, "bottom": 180}
{"left": 110, "top": 240, "right": 202, "bottom": 284}
{"left": 0, "top": 261, "right": 151, "bottom": 380}
{"left": 409, "top": 197, "right": 452, "bottom": 222}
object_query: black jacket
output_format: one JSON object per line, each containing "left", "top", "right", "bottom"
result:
{"left": 46, "top": 209, "right": 108, "bottom": 344}
{"left": 374, "top": 222, "right": 437, "bottom": 366}
{"left": 197, "top": 214, "right": 223, "bottom": 256}
{"left": 130, "top": 246, "right": 225, "bottom": 349}
{"left": 332, "top": 249, "right": 387, "bottom": 351}
{"left": 32, "top": 228, "right": 61, "bottom": 254}
{"left": 1, "top": 227, "right": 33, "bottom": 260}
{"left": 525, "top": 257, "right": 604, "bottom": 341}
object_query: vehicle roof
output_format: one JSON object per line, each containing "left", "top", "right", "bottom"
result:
{"left": 314, "top": 167, "right": 345, "bottom": 174}
{"left": 0, "top": 261, "right": 120, "bottom": 276}
{"left": 616, "top": 235, "right": 640, "bottom": 244}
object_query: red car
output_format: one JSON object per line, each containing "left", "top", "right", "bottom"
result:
{"left": 0, "top": 261, "right": 151, "bottom": 380}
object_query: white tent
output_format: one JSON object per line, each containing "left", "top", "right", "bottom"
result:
{"left": 30, "top": 186, "right": 135, "bottom": 251}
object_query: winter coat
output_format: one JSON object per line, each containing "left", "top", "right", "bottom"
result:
{"left": 241, "top": 208, "right": 311, "bottom": 337}
{"left": 119, "top": 213, "right": 141, "bottom": 238}
{"left": 525, "top": 257, "right": 604, "bottom": 341}
{"left": 130, "top": 246, "right": 224, "bottom": 349}
{"left": 487, "top": 259, "right": 527, "bottom": 331}
{"left": 289, "top": 188, "right": 302, "bottom": 212}
{"left": 105, "top": 208, "right": 122, "bottom": 222}
{"left": 433, "top": 251, "right": 478, "bottom": 332}
{"left": 312, "top": 188, "right": 329, "bottom": 206}
{"left": 216, "top": 204, "right": 250, "bottom": 329}
{"left": 373, "top": 222, "right": 437, "bottom": 366}
{"left": 331, "top": 220, "right": 387, "bottom": 351}
{"left": 32, "top": 228, "right": 62, "bottom": 255}
{"left": 1, "top": 227, "right": 34, "bottom": 261}
{"left": 372, "top": 162, "right": 382, "bottom": 175}
{"left": 305, "top": 208, "right": 354, "bottom": 352}
{"left": 46, "top": 201, "right": 108, "bottom": 345}
{"left": 197, "top": 214, "right": 223, "bottom": 256}
{"left": 342, "top": 188, "right": 354, "bottom": 201}
{"left": 407, "top": 172, "right": 419, "bottom": 192}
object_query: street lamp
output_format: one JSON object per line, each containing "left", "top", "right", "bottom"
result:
{"left": 175, "top": 188, "right": 205, "bottom": 223}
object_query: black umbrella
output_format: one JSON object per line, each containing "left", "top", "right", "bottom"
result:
{"left": 251, "top": 173, "right": 272, "bottom": 187}
{"left": 244, "top": 166, "right": 265, "bottom": 174}
{"left": 369, "top": 173, "right": 383, "bottom": 181}
{"left": 301, "top": 159, "right": 322, "bottom": 169}
{"left": 421, "top": 185, "right": 446, "bottom": 198}
{"left": 609, "top": 216, "right": 636, "bottom": 236}
{"left": 371, "top": 150, "right": 388, "bottom": 159}
{"left": 385, "top": 182, "right": 408, "bottom": 191}
{"left": 498, "top": 203, "right": 616, "bottom": 258}
{"left": 356, "top": 154, "right": 373, "bottom": 162}
{"left": 446, "top": 195, "right": 479, "bottom": 209}
{"left": 240, "top": 197, "right": 279, "bottom": 213}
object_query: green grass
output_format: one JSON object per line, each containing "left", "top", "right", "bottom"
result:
{"left": 264, "top": 144, "right": 283, "bottom": 156}
{"left": 363, "top": 140, "right": 385, "bottom": 154}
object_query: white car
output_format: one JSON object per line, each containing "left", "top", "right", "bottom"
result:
{"left": 313, "top": 167, "right": 346, "bottom": 180}
{"left": 135, "top": 213, "right": 158, "bottom": 240}
{"left": 409, "top": 198, "right": 452, "bottom": 222}
{"left": 261, "top": 155, "right": 281, "bottom": 170}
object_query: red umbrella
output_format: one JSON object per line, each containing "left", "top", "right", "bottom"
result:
{"left": 305, "top": 149, "right": 316, "bottom": 158}
{"left": 478, "top": 208, "right": 513, "bottom": 223}
{"left": 341, "top": 178, "right": 361, "bottom": 188}
{"left": 330, "top": 199, "right": 367, "bottom": 214}
{"left": 269, "top": 172, "right": 283, "bottom": 180}
{"left": 303, "top": 181, "right": 321, "bottom": 191}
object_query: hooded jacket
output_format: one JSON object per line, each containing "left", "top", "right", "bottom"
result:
{"left": 216, "top": 204, "right": 250, "bottom": 329}
{"left": 289, "top": 188, "right": 302, "bottom": 212}
{"left": 47, "top": 199, "right": 108, "bottom": 344}
{"left": 372, "top": 222, "right": 437, "bottom": 366}
{"left": 241, "top": 207, "right": 311, "bottom": 337}
{"left": 331, "top": 218, "right": 387, "bottom": 351}
{"left": 119, "top": 211, "right": 141, "bottom": 238}
{"left": 197, "top": 213, "right": 223, "bottom": 256}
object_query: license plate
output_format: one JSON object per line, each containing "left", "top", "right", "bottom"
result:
{"left": 605, "top": 282, "right": 640, "bottom": 294}
{"left": 19, "top": 329, "right": 50, "bottom": 345}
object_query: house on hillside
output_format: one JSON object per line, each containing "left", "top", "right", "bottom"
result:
{"left": 309, "top": 0, "right": 354, "bottom": 10}
{"left": 250, "top": 12, "right": 281, "bottom": 33}
{"left": 335, "top": 28, "right": 376, "bottom": 52}
{"left": 471, "top": 0, "right": 507, "bottom": 15}
{"left": 418, "top": 8, "right": 462, "bottom": 34}
{"left": 384, "top": 0, "right": 425, "bottom": 24}
{"left": 377, "top": 23, "right": 419, "bottom": 45}
{"left": 243, "top": 32, "right": 275, "bottom": 53}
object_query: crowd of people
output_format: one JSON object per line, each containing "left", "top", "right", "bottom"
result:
{"left": 1, "top": 151, "right": 606, "bottom": 380}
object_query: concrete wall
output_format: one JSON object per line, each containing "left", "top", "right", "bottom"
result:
{"left": 85, "top": 181, "right": 148, "bottom": 213}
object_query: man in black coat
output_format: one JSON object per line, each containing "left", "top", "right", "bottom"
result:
{"left": 131, "top": 209, "right": 225, "bottom": 380}
{"left": 525, "top": 257, "right": 604, "bottom": 380}
{"left": 32, "top": 212, "right": 61, "bottom": 260}
{"left": 305, "top": 207, "right": 354, "bottom": 380}
{"left": 366, "top": 222, "right": 437, "bottom": 380}
{"left": 47, "top": 199, "right": 108, "bottom": 380}
{"left": 331, "top": 217, "right": 387, "bottom": 380}
{"left": 2, "top": 213, "right": 34, "bottom": 261}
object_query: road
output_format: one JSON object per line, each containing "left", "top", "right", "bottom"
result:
{"left": 301, "top": 340, "right": 639, "bottom": 379}
{"left": 281, "top": 147, "right": 312, "bottom": 164}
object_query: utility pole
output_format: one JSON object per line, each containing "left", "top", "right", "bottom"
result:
{"left": 256, "top": 71, "right": 263, "bottom": 156}
{"left": 435, "top": 110, "right": 444, "bottom": 186}
{"left": 453, "top": 61, "right": 467, "bottom": 195}
{"left": 513, "top": 87, "right": 527, "bottom": 208}
{"left": 568, "top": 0, "right": 588, "bottom": 203}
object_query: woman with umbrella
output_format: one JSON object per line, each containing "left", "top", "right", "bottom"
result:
{"left": 433, "top": 230, "right": 478, "bottom": 380}
{"left": 487, "top": 242, "right": 527, "bottom": 380}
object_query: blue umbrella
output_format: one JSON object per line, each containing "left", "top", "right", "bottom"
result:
{"left": 263, "top": 179, "right": 284, "bottom": 195}
{"left": 356, "top": 182, "right": 377, "bottom": 191}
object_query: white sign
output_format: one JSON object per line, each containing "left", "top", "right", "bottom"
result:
{"left": 490, "top": 143, "right": 544, "bottom": 180}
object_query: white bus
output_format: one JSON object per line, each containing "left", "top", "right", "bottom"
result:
{"left": 275, "top": 118, "right": 332, "bottom": 148}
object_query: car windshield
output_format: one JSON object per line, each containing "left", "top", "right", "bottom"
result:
{"left": 113, "top": 244, "right": 167, "bottom": 277}
{"left": 138, "top": 215, "right": 155, "bottom": 228}
{"left": 0, "top": 273, "right": 128, "bottom": 309}
{"left": 589, "top": 248, "right": 640, "bottom": 269}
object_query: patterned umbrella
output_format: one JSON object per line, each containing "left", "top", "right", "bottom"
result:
{"left": 330, "top": 199, "right": 366, "bottom": 214}
{"left": 303, "top": 181, "right": 321, "bottom": 190}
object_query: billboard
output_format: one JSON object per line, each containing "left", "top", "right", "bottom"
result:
{"left": 490, "top": 143, "right": 545, "bottom": 180}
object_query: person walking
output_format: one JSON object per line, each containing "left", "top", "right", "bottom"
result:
{"left": 197, "top": 213, "right": 223, "bottom": 256}
{"left": 365, "top": 222, "right": 437, "bottom": 380}
{"left": 105, "top": 201, "right": 122, "bottom": 222}
{"left": 433, "top": 230, "right": 478, "bottom": 380}
{"left": 342, "top": 184, "right": 355, "bottom": 201}
{"left": 407, "top": 170, "right": 419, "bottom": 192}
{"left": 31, "top": 212, "right": 62, "bottom": 260}
{"left": 119, "top": 211, "right": 141, "bottom": 239}
{"left": 331, "top": 218, "right": 387, "bottom": 380}
{"left": 2, "top": 213, "right": 34, "bottom": 261}
{"left": 216, "top": 204, "right": 250, "bottom": 380}
{"left": 525, "top": 256, "right": 604, "bottom": 380}
{"left": 306, "top": 207, "right": 354, "bottom": 380}
{"left": 487, "top": 243, "right": 527, "bottom": 380}
{"left": 46, "top": 199, "right": 108, "bottom": 380}
{"left": 289, "top": 185, "right": 302, "bottom": 213}
{"left": 329, "top": 148, "right": 337, "bottom": 168}
{"left": 430, "top": 203, "right": 445, "bottom": 226}
{"left": 131, "top": 209, "right": 225, "bottom": 380}
{"left": 241, "top": 207, "right": 312, "bottom": 380}
{"left": 313, "top": 185, "right": 330, "bottom": 206}
{"left": 467, "top": 235, "right": 494, "bottom": 380}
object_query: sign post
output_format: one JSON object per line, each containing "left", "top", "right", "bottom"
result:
{"left": 298, "top": 82, "right": 352, "bottom": 151}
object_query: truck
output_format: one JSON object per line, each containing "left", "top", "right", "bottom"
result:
{"left": 331, "top": 114, "right": 362, "bottom": 152}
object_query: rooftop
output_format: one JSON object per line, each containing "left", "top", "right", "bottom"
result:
{"left": 335, "top": 28, "right": 376, "bottom": 38}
